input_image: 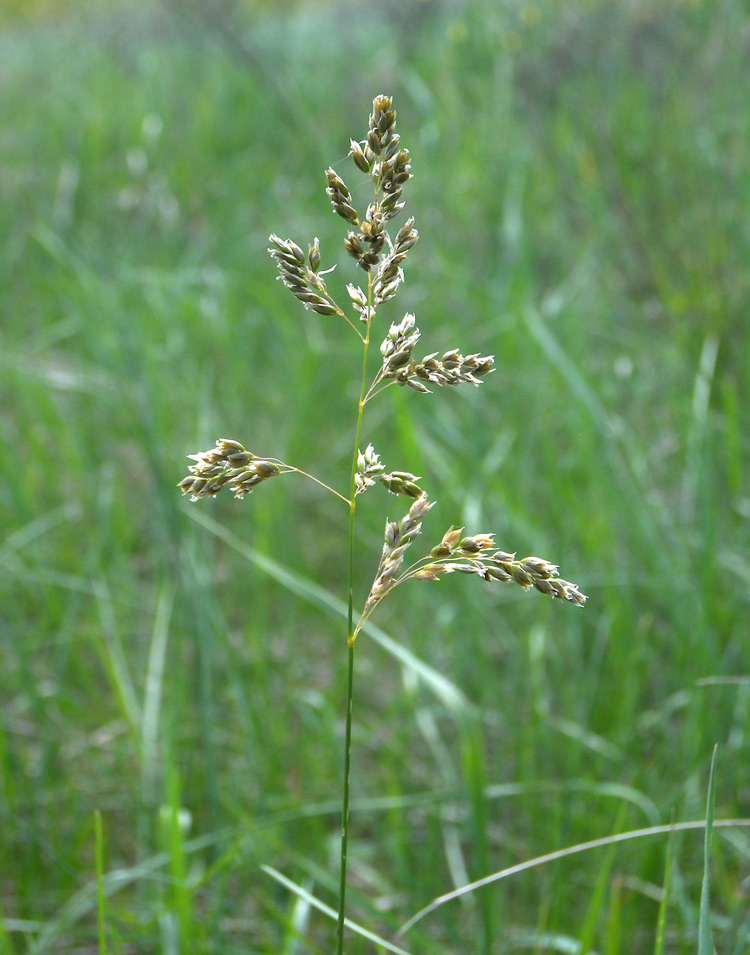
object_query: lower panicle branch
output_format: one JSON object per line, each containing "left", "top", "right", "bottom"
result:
{"left": 356, "top": 507, "right": 586, "bottom": 641}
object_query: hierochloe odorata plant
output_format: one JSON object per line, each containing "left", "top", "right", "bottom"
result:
{"left": 179, "top": 95, "right": 586, "bottom": 954}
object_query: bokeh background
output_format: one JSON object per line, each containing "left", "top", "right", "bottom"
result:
{"left": 2, "top": 0, "right": 750, "bottom": 951}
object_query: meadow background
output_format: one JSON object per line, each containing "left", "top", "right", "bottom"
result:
{"left": 2, "top": 0, "right": 750, "bottom": 951}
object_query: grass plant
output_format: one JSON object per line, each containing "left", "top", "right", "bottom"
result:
{"left": 178, "top": 95, "right": 586, "bottom": 952}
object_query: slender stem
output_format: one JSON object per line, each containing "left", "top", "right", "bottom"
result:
{"left": 336, "top": 279, "right": 373, "bottom": 955}
{"left": 336, "top": 639, "right": 355, "bottom": 954}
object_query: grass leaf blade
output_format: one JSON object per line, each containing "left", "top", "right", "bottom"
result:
{"left": 653, "top": 819, "right": 675, "bottom": 955}
{"left": 262, "top": 865, "right": 414, "bottom": 955}
{"left": 698, "top": 745, "right": 718, "bottom": 955}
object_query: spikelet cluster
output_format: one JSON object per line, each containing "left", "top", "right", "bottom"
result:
{"left": 268, "top": 94, "right": 421, "bottom": 326}
{"left": 178, "top": 439, "right": 285, "bottom": 501}
{"left": 355, "top": 444, "right": 385, "bottom": 495}
{"left": 378, "top": 470, "right": 424, "bottom": 499}
{"left": 268, "top": 235, "right": 339, "bottom": 316}
{"left": 373, "top": 217, "right": 419, "bottom": 306}
{"left": 413, "top": 527, "right": 587, "bottom": 605}
{"left": 379, "top": 312, "right": 495, "bottom": 393}
{"left": 364, "top": 495, "right": 435, "bottom": 615}
{"left": 327, "top": 94, "right": 414, "bottom": 275}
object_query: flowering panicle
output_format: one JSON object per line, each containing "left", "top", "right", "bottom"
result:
{"left": 182, "top": 94, "right": 587, "bottom": 635}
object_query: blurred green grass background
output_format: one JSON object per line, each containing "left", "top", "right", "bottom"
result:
{"left": 2, "top": 0, "right": 750, "bottom": 951}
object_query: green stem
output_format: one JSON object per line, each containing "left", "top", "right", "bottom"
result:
{"left": 336, "top": 295, "right": 372, "bottom": 955}
{"left": 336, "top": 640, "right": 355, "bottom": 954}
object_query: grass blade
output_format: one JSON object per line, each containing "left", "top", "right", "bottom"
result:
{"left": 93, "top": 578, "right": 141, "bottom": 734}
{"left": 165, "top": 764, "right": 192, "bottom": 954}
{"left": 262, "top": 865, "right": 414, "bottom": 955}
{"left": 94, "top": 811, "right": 107, "bottom": 955}
{"left": 281, "top": 878, "right": 313, "bottom": 955}
{"left": 141, "top": 585, "right": 173, "bottom": 793}
{"left": 653, "top": 819, "right": 675, "bottom": 955}
{"left": 578, "top": 805, "right": 626, "bottom": 955}
{"left": 397, "top": 818, "right": 750, "bottom": 939}
{"left": 698, "top": 746, "right": 718, "bottom": 955}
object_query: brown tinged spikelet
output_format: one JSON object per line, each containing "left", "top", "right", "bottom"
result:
{"left": 380, "top": 311, "right": 421, "bottom": 372}
{"left": 346, "top": 283, "right": 373, "bottom": 324}
{"left": 345, "top": 231, "right": 380, "bottom": 272}
{"left": 360, "top": 204, "right": 386, "bottom": 255}
{"left": 178, "top": 438, "right": 286, "bottom": 501}
{"left": 377, "top": 146, "right": 411, "bottom": 220}
{"left": 372, "top": 217, "right": 419, "bottom": 305}
{"left": 368, "top": 94, "right": 397, "bottom": 155}
{"left": 378, "top": 471, "right": 424, "bottom": 499}
{"left": 349, "top": 138, "right": 372, "bottom": 175}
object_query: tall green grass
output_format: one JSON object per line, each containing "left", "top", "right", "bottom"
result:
{"left": 2, "top": 0, "right": 749, "bottom": 951}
